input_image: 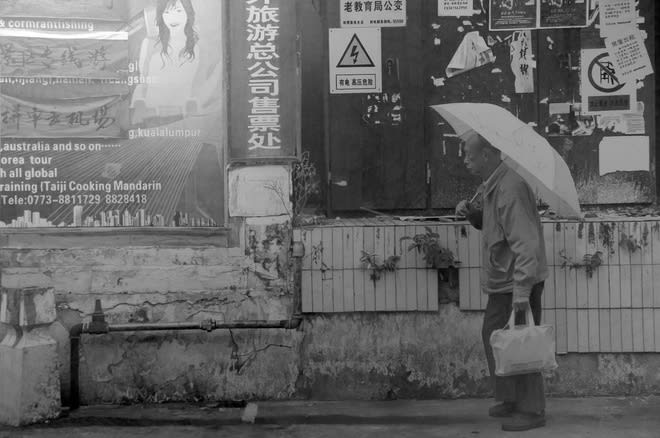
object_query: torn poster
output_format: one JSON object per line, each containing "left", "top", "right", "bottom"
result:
{"left": 597, "top": 102, "right": 645, "bottom": 134}
{"left": 547, "top": 102, "right": 596, "bottom": 136}
{"left": 509, "top": 30, "right": 534, "bottom": 93}
{"left": 445, "top": 31, "right": 495, "bottom": 77}
{"left": 604, "top": 28, "right": 653, "bottom": 82}
{"left": 599, "top": 0, "right": 636, "bottom": 37}
{"left": 539, "top": 0, "right": 588, "bottom": 29}
{"left": 598, "top": 135, "right": 649, "bottom": 176}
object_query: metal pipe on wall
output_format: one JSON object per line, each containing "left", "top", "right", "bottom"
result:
{"left": 69, "top": 300, "right": 303, "bottom": 410}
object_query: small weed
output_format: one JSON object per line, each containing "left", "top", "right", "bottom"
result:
{"left": 360, "top": 251, "right": 400, "bottom": 286}
{"left": 559, "top": 250, "right": 603, "bottom": 278}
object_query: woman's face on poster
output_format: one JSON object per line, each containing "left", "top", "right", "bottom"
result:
{"left": 162, "top": 0, "right": 187, "bottom": 30}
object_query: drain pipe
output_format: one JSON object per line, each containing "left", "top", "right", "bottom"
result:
{"left": 69, "top": 299, "right": 303, "bottom": 410}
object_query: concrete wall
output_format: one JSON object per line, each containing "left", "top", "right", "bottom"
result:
{"left": 76, "top": 308, "right": 660, "bottom": 403}
{"left": 3, "top": 227, "right": 660, "bottom": 405}
{"left": 0, "top": 223, "right": 296, "bottom": 405}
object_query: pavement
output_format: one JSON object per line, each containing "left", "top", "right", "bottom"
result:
{"left": 1, "top": 396, "right": 659, "bottom": 438}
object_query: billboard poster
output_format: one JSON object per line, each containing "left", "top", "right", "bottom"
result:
{"left": 539, "top": 0, "right": 588, "bottom": 29}
{"left": 0, "top": 0, "right": 227, "bottom": 228}
{"left": 489, "top": 0, "right": 538, "bottom": 31}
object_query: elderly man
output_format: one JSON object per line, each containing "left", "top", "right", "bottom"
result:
{"left": 456, "top": 129, "right": 548, "bottom": 432}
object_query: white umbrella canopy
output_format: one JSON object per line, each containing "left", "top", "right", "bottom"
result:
{"left": 431, "top": 103, "right": 582, "bottom": 219}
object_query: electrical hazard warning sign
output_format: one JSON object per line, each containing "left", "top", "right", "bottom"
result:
{"left": 329, "top": 28, "right": 382, "bottom": 94}
{"left": 337, "top": 34, "right": 375, "bottom": 68}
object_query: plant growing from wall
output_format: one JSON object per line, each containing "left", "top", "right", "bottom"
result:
{"left": 311, "top": 241, "right": 331, "bottom": 278}
{"left": 558, "top": 250, "right": 603, "bottom": 278}
{"left": 401, "top": 227, "right": 460, "bottom": 283}
{"left": 618, "top": 232, "right": 642, "bottom": 253}
{"left": 360, "top": 251, "right": 400, "bottom": 286}
{"left": 291, "top": 151, "right": 320, "bottom": 224}
{"left": 261, "top": 152, "right": 321, "bottom": 310}
{"left": 264, "top": 151, "right": 320, "bottom": 227}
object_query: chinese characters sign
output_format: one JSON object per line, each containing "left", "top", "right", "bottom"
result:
{"left": 340, "top": 0, "right": 406, "bottom": 27}
{"left": 0, "top": 91, "right": 123, "bottom": 138}
{"left": 509, "top": 31, "right": 534, "bottom": 93}
{"left": 599, "top": 0, "right": 636, "bottom": 36}
{"left": 329, "top": 28, "right": 382, "bottom": 94}
{"left": 229, "top": 0, "right": 298, "bottom": 159}
{"left": 0, "top": 33, "right": 127, "bottom": 79}
{"left": 438, "top": 0, "right": 474, "bottom": 16}
{"left": 247, "top": 0, "right": 282, "bottom": 153}
{"left": 604, "top": 29, "right": 653, "bottom": 82}
{"left": 580, "top": 49, "right": 636, "bottom": 114}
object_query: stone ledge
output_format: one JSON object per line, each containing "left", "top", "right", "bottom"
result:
{"left": 0, "top": 227, "right": 235, "bottom": 249}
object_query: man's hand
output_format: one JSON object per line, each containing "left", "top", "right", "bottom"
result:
{"left": 513, "top": 297, "right": 530, "bottom": 312}
{"left": 456, "top": 200, "right": 472, "bottom": 217}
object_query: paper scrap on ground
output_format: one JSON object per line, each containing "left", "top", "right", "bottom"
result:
{"left": 598, "top": 135, "right": 649, "bottom": 176}
{"left": 241, "top": 403, "right": 259, "bottom": 424}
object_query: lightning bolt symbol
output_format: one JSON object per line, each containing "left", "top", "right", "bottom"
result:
{"left": 350, "top": 45, "right": 359, "bottom": 64}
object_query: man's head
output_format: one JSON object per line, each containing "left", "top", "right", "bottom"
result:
{"left": 460, "top": 129, "right": 501, "bottom": 178}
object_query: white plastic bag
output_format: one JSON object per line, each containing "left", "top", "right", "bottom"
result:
{"left": 490, "top": 307, "right": 558, "bottom": 377}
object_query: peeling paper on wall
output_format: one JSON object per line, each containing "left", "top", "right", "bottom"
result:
{"left": 445, "top": 31, "right": 495, "bottom": 78}
{"left": 604, "top": 28, "right": 654, "bottom": 83}
{"left": 598, "top": 135, "right": 649, "bottom": 176}
{"left": 597, "top": 102, "right": 645, "bottom": 134}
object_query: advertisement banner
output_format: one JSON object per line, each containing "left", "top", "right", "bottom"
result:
{"left": 0, "top": 0, "right": 227, "bottom": 228}
{"left": 1, "top": 89, "right": 125, "bottom": 138}
{"left": 0, "top": 34, "right": 128, "bottom": 79}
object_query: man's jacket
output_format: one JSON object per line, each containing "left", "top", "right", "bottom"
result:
{"left": 466, "top": 162, "right": 548, "bottom": 301}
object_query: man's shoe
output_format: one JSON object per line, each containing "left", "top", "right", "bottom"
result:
{"left": 501, "top": 412, "right": 546, "bottom": 431}
{"left": 488, "top": 402, "right": 515, "bottom": 418}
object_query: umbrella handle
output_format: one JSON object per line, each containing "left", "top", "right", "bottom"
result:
{"left": 469, "top": 191, "right": 480, "bottom": 204}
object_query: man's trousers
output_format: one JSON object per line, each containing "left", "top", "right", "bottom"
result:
{"left": 481, "top": 282, "right": 546, "bottom": 414}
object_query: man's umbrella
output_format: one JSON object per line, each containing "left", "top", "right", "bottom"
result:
{"left": 431, "top": 103, "right": 581, "bottom": 219}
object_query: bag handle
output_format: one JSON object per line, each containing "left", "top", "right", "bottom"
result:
{"left": 505, "top": 305, "right": 535, "bottom": 330}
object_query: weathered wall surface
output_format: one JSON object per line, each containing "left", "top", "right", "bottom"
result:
{"left": 0, "top": 223, "right": 297, "bottom": 404}
{"left": 299, "top": 309, "right": 660, "bottom": 400}
{"left": 3, "top": 228, "right": 660, "bottom": 404}
{"left": 79, "top": 329, "right": 304, "bottom": 404}
{"left": 76, "top": 308, "right": 660, "bottom": 403}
